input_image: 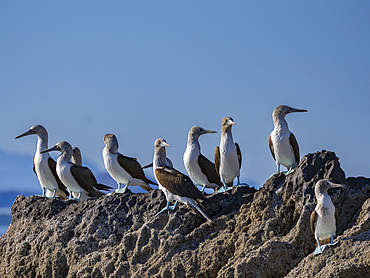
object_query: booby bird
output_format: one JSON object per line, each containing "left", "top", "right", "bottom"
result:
{"left": 72, "top": 147, "right": 82, "bottom": 166}
{"left": 269, "top": 105, "right": 307, "bottom": 175}
{"left": 41, "top": 141, "right": 112, "bottom": 201}
{"left": 15, "top": 125, "right": 68, "bottom": 200}
{"left": 152, "top": 138, "right": 213, "bottom": 222}
{"left": 215, "top": 117, "right": 247, "bottom": 193}
{"left": 103, "top": 133, "right": 156, "bottom": 193}
{"left": 310, "top": 179, "right": 345, "bottom": 255}
{"left": 183, "top": 126, "right": 222, "bottom": 193}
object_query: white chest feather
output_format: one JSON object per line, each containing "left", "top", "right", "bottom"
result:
{"left": 183, "top": 145, "right": 208, "bottom": 186}
{"left": 219, "top": 137, "right": 239, "bottom": 182}
{"left": 103, "top": 149, "right": 131, "bottom": 184}
{"left": 34, "top": 152, "right": 58, "bottom": 190}
{"left": 57, "top": 159, "right": 82, "bottom": 193}
{"left": 315, "top": 195, "right": 336, "bottom": 240}
{"left": 271, "top": 129, "right": 295, "bottom": 168}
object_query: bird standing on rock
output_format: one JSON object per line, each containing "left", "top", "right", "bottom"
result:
{"left": 310, "top": 179, "right": 345, "bottom": 255}
{"left": 183, "top": 126, "right": 222, "bottom": 193}
{"left": 15, "top": 125, "right": 68, "bottom": 199}
{"left": 215, "top": 117, "right": 248, "bottom": 193}
{"left": 103, "top": 133, "right": 156, "bottom": 193}
{"left": 41, "top": 141, "right": 111, "bottom": 201}
{"left": 269, "top": 105, "right": 307, "bottom": 175}
{"left": 152, "top": 138, "right": 213, "bottom": 222}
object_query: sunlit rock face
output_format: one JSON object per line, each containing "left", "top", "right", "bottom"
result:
{"left": 0, "top": 150, "right": 369, "bottom": 278}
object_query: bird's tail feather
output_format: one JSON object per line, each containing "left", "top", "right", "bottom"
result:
{"left": 188, "top": 200, "right": 213, "bottom": 223}
{"left": 94, "top": 183, "right": 113, "bottom": 191}
{"left": 140, "top": 184, "right": 154, "bottom": 192}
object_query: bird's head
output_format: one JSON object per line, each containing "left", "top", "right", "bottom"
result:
{"left": 40, "top": 141, "right": 72, "bottom": 154}
{"left": 104, "top": 133, "right": 119, "bottom": 153}
{"left": 155, "top": 138, "right": 170, "bottom": 149}
{"left": 273, "top": 105, "right": 308, "bottom": 120}
{"left": 315, "top": 179, "right": 346, "bottom": 195}
{"left": 189, "top": 126, "right": 217, "bottom": 139}
{"left": 15, "top": 124, "right": 47, "bottom": 139}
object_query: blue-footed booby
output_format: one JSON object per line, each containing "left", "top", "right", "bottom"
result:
{"left": 310, "top": 179, "right": 345, "bottom": 255}
{"left": 215, "top": 117, "right": 248, "bottom": 193}
{"left": 15, "top": 125, "right": 68, "bottom": 200}
{"left": 103, "top": 133, "right": 156, "bottom": 193}
{"left": 183, "top": 126, "right": 222, "bottom": 193}
{"left": 41, "top": 141, "right": 112, "bottom": 201}
{"left": 269, "top": 105, "right": 307, "bottom": 175}
{"left": 152, "top": 138, "right": 213, "bottom": 222}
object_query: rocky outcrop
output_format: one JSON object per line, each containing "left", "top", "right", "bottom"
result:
{"left": 0, "top": 150, "right": 369, "bottom": 277}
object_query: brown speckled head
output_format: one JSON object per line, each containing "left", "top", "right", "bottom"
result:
{"left": 104, "top": 133, "right": 119, "bottom": 153}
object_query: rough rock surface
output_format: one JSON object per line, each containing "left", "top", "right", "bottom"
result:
{"left": 0, "top": 150, "right": 369, "bottom": 278}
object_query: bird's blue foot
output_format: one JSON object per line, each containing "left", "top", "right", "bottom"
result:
{"left": 200, "top": 185, "right": 206, "bottom": 194}
{"left": 156, "top": 201, "right": 176, "bottom": 216}
{"left": 169, "top": 201, "right": 178, "bottom": 211}
{"left": 236, "top": 177, "right": 249, "bottom": 187}
{"left": 217, "top": 185, "right": 233, "bottom": 194}
{"left": 115, "top": 183, "right": 128, "bottom": 194}
{"left": 313, "top": 245, "right": 326, "bottom": 255}
{"left": 283, "top": 167, "right": 295, "bottom": 176}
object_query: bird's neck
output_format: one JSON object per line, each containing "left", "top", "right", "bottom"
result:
{"left": 187, "top": 136, "right": 200, "bottom": 151}
{"left": 221, "top": 128, "right": 233, "bottom": 145}
{"left": 154, "top": 148, "right": 168, "bottom": 168}
{"left": 315, "top": 190, "right": 332, "bottom": 205}
{"left": 58, "top": 151, "right": 72, "bottom": 164}
{"left": 36, "top": 135, "right": 48, "bottom": 154}
{"left": 273, "top": 116, "right": 289, "bottom": 134}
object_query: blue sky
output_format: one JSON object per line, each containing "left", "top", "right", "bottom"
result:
{"left": 1, "top": 1, "right": 369, "bottom": 191}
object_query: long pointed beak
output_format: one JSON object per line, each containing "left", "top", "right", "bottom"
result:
{"left": 329, "top": 182, "right": 346, "bottom": 190}
{"left": 289, "top": 108, "right": 308, "bottom": 113}
{"left": 40, "top": 145, "right": 60, "bottom": 154}
{"left": 163, "top": 143, "right": 171, "bottom": 147}
{"left": 142, "top": 162, "right": 153, "bottom": 169}
{"left": 15, "top": 130, "right": 36, "bottom": 139}
{"left": 204, "top": 129, "right": 217, "bottom": 134}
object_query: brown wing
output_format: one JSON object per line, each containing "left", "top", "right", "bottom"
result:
{"left": 47, "top": 157, "right": 69, "bottom": 197}
{"left": 235, "top": 143, "right": 242, "bottom": 169}
{"left": 214, "top": 146, "right": 220, "bottom": 176}
{"left": 198, "top": 154, "right": 222, "bottom": 187}
{"left": 269, "top": 134, "right": 276, "bottom": 161}
{"left": 155, "top": 167, "right": 205, "bottom": 200}
{"left": 310, "top": 210, "right": 318, "bottom": 236}
{"left": 33, "top": 156, "right": 37, "bottom": 175}
{"left": 70, "top": 165, "right": 101, "bottom": 197}
{"left": 289, "top": 133, "right": 300, "bottom": 165}
{"left": 117, "top": 154, "right": 155, "bottom": 185}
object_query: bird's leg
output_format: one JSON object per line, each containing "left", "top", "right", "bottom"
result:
{"left": 313, "top": 238, "right": 326, "bottom": 255}
{"left": 115, "top": 182, "right": 129, "bottom": 194}
{"left": 46, "top": 189, "right": 56, "bottom": 199}
{"left": 284, "top": 165, "right": 295, "bottom": 176}
{"left": 217, "top": 179, "right": 232, "bottom": 194}
{"left": 200, "top": 185, "right": 206, "bottom": 194}
{"left": 236, "top": 176, "right": 249, "bottom": 187}
{"left": 68, "top": 190, "right": 73, "bottom": 199}
{"left": 169, "top": 201, "right": 178, "bottom": 211}
{"left": 270, "top": 164, "right": 281, "bottom": 178}
{"left": 72, "top": 192, "right": 82, "bottom": 201}
{"left": 156, "top": 201, "right": 171, "bottom": 216}
{"left": 40, "top": 188, "right": 46, "bottom": 197}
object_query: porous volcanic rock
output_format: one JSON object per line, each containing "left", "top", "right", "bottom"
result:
{"left": 0, "top": 150, "right": 369, "bottom": 278}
